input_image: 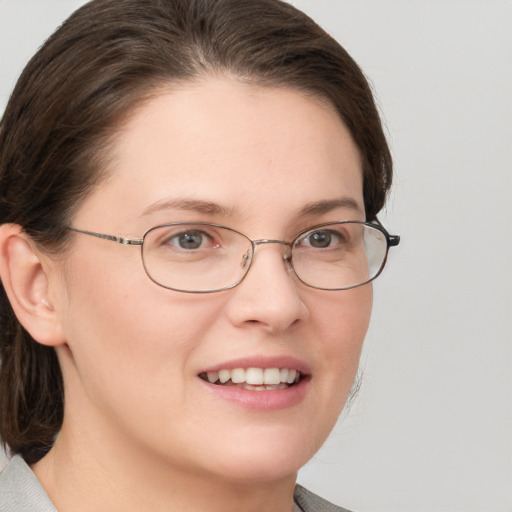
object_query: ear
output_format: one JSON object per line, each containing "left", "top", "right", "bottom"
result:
{"left": 0, "top": 224, "right": 66, "bottom": 347}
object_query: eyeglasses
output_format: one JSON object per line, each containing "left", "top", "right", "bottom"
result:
{"left": 68, "top": 220, "right": 399, "bottom": 293}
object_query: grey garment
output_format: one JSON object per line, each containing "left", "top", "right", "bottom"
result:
{"left": 0, "top": 455, "right": 56, "bottom": 512}
{"left": 0, "top": 454, "right": 353, "bottom": 512}
{"left": 294, "top": 484, "right": 354, "bottom": 512}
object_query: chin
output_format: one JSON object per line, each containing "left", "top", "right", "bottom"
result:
{"left": 192, "top": 424, "right": 324, "bottom": 485}
{"left": 207, "top": 455, "right": 303, "bottom": 486}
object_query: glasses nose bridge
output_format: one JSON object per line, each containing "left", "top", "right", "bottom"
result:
{"left": 251, "top": 238, "right": 292, "bottom": 261}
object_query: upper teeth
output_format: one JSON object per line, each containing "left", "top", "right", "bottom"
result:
{"left": 206, "top": 368, "right": 298, "bottom": 385}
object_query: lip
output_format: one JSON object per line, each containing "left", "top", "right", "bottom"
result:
{"left": 198, "top": 355, "right": 311, "bottom": 411}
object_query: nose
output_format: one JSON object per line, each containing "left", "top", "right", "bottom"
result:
{"left": 224, "top": 242, "right": 308, "bottom": 333}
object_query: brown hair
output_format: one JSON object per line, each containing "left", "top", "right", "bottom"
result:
{"left": 0, "top": 0, "right": 392, "bottom": 463}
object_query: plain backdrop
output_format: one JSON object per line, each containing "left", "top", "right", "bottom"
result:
{"left": 1, "top": 1, "right": 511, "bottom": 511}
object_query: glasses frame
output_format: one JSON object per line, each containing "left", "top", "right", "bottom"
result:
{"left": 68, "top": 218, "right": 400, "bottom": 293}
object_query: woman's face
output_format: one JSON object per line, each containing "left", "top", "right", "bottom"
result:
{"left": 51, "top": 77, "right": 372, "bottom": 484}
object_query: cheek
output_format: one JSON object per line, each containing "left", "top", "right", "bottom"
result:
{"left": 313, "top": 284, "right": 372, "bottom": 353}
{"left": 310, "top": 284, "right": 372, "bottom": 399}
{"left": 288, "top": 285, "right": 372, "bottom": 455}
{"left": 59, "top": 255, "right": 224, "bottom": 407}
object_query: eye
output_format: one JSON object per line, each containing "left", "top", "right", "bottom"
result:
{"left": 168, "top": 230, "right": 214, "bottom": 250}
{"left": 298, "top": 229, "right": 344, "bottom": 249}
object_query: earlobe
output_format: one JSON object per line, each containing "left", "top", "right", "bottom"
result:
{"left": 0, "top": 224, "right": 66, "bottom": 347}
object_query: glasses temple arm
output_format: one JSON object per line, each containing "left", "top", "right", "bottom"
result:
{"left": 67, "top": 227, "right": 143, "bottom": 246}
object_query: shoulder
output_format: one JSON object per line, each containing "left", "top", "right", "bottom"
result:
{"left": 294, "top": 484, "right": 355, "bottom": 512}
{"left": 0, "top": 454, "right": 56, "bottom": 512}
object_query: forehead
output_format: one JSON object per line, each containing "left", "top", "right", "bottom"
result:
{"left": 75, "top": 77, "right": 364, "bottom": 232}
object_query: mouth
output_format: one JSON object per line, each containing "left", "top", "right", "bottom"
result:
{"left": 198, "top": 367, "right": 303, "bottom": 391}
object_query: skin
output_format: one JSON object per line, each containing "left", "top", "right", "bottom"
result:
{"left": 5, "top": 77, "right": 372, "bottom": 511}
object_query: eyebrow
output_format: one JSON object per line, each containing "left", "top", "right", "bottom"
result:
{"left": 140, "top": 196, "right": 362, "bottom": 219}
{"left": 141, "top": 198, "right": 236, "bottom": 217}
{"left": 298, "top": 197, "right": 363, "bottom": 217}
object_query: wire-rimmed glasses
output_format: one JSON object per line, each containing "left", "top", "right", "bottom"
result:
{"left": 68, "top": 220, "right": 399, "bottom": 293}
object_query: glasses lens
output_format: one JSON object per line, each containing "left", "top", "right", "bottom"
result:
{"left": 142, "top": 224, "right": 253, "bottom": 292}
{"left": 291, "top": 222, "right": 388, "bottom": 290}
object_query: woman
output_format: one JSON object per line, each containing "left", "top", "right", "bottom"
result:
{"left": 0, "top": 0, "right": 398, "bottom": 510}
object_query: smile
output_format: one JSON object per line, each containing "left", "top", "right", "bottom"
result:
{"left": 199, "top": 367, "right": 301, "bottom": 391}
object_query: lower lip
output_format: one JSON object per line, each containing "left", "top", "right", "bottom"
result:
{"left": 200, "top": 377, "right": 309, "bottom": 411}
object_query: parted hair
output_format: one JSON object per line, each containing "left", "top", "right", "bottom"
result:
{"left": 0, "top": 0, "right": 392, "bottom": 463}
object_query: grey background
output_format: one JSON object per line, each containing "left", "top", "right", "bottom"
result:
{"left": 1, "top": 1, "right": 511, "bottom": 511}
